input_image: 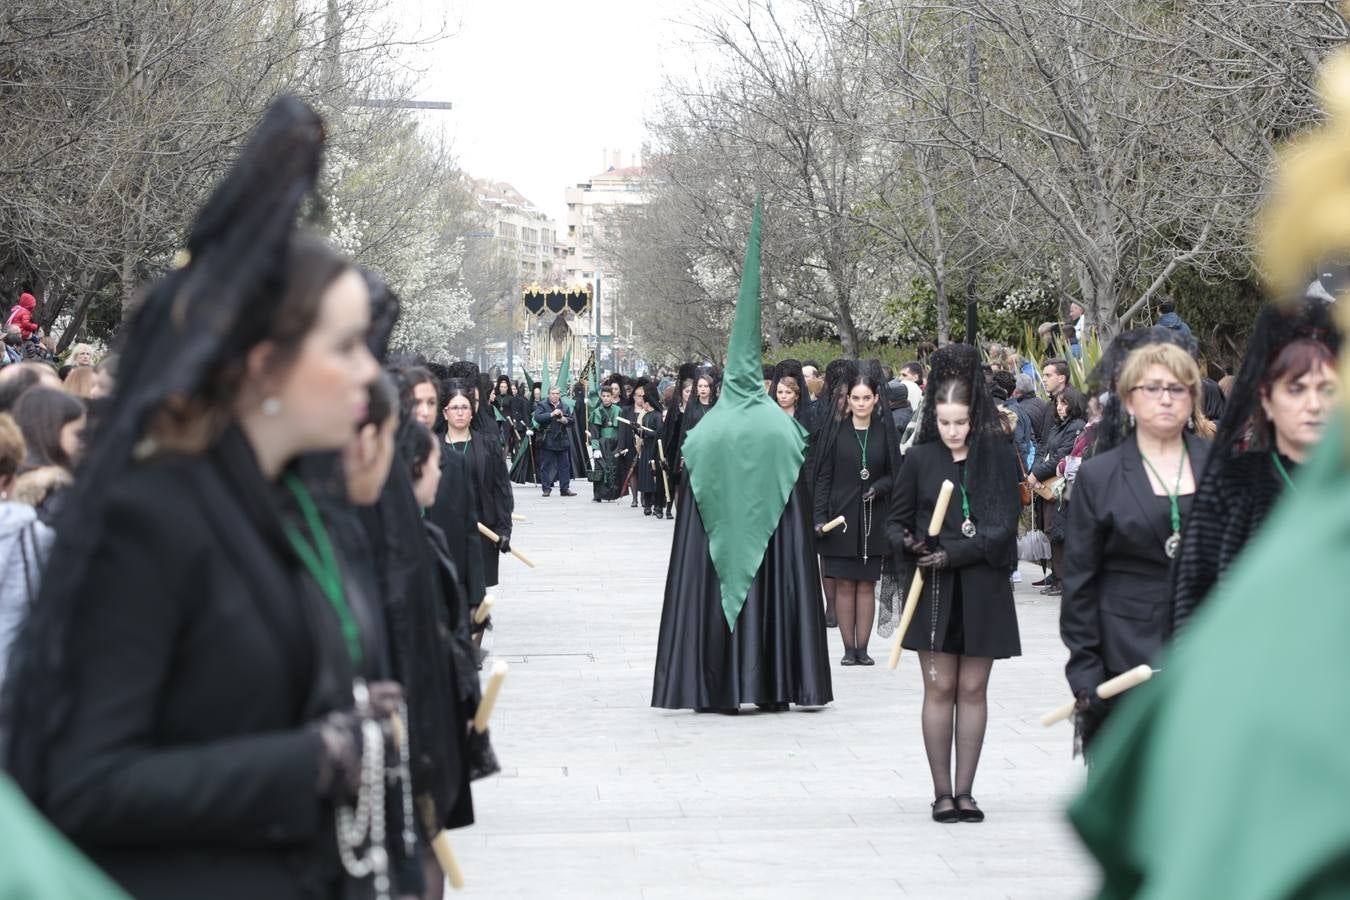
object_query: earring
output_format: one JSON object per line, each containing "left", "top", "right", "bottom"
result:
{"left": 1187, "top": 415, "right": 1194, "bottom": 430}
{"left": 261, "top": 397, "right": 283, "bottom": 416}
{"left": 1128, "top": 413, "right": 1136, "bottom": 430}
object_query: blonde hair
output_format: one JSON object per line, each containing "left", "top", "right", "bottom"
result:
{"left": 1117, "top": 342, "right": 1202, "bottom": 412}
{"left": 0, "top": 413, "right": 25, "bottom": 480}
{"left": 775, "top": 376, "right": 800, "bottom": 400}
{"left": 68, "top": 343, "right": 95, "bottom": 363}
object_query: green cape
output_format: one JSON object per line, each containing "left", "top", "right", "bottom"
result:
{"left": 681, "top": 199, "right": 807, "bottom": 630}
{"left": 1070, "top": 416, "right": 1350, "bottom": 898}
{"left": 0, "top": 773, "right": 131, "bottom": 898}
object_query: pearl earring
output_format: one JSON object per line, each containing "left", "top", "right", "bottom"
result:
{"left": 1128, "top": 413, "right": 1136, "bottom": 430}
{"left": 261, "top": 397, "right": 282, "bottom": 416}
{"left": 1187, "top": 415, "right": 1195, "bottom": 430}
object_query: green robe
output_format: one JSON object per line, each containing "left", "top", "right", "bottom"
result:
{"left": 0, "top": 773, "right": 131, "bottom": 898}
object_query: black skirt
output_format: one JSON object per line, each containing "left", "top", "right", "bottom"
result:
{"left": 821, "top": 554, "right": 883, "bottom": 581}
{"left": 652, "top": 479, "right": 834, "bottom": 709}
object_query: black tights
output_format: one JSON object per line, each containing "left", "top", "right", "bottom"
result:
{"left": 917, "top": 652, "right": 994, "bottom": 802}
{"left": 834, "top": 578, "right": 876, "bottom": 655}
{"left": 823, "top": 575, "right": 837, "bottom": 623}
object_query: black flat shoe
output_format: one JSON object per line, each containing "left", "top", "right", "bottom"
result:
{"left": 561, "top": 490, "right": 577, "bottom": 497}
{"left": 1031, "top": 576, "right": 1051, "bottom": 587}
{"left": 825, "top": 614, "right": 838, "bottom": 628}
{"left": 855, "top": 651, "right": 875, "bottom": 666}
{"left": 542, "top": 490, "right": 552, "bottom": 497}
{"left": 631, "top": 498, "right": 639, "bottom": 508}
{"left": 643, "top": 507, "right": 653, "bottom": 516}
{"left": 1042, "top": 585, "right": 1062, "bottom": 596}
{"left": 654, "top": 508, "right": 664, "bottom": 519}
{"left": 694, "top": 707, "right": 739, "bottom": 715}
{"left": 840, "top": 653, "right": 858, "bottom": 667}
{"left": 592, "top": 497, "right": 602, "bottom": 503}
{"left": 954, "top": 793, "right": 985, "bottom": 823}
{"left": 755, "top": 701, "right": 789, "bottom": 712}
{"left": 931, "top": 794, "right": 959, "bottom": 823}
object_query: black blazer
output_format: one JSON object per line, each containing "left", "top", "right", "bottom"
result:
{"left": 36, "top": 430, "right": 353, "bottom": 900}
{"left": 429, "top": 445, "right": 486, "bottom": 606}
{"left": 1060, "top": 431, "right": 1211, "bottom": 695}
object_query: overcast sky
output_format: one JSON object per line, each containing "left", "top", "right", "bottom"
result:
{"left": 397, "top": 0, "right": 701, "bottom": 225}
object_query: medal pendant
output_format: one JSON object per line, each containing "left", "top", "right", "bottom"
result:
{"left": 1164, "top": 531, "right": 1181, "bottom": 559}
{"left": 961, "top": 518, "right": 977, "bottom": 538}
{"left": 859, "top": 467, "right": 870, "bottom": 481}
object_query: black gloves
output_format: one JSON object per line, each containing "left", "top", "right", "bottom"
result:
{"left": 498, "top": 536, "right": 511, "bottom": 554}
{"left": 917, "top": 548, "right": 949, "bottom": 569}
{"left": 901, "top": 529, "right": 929, "bottom": 557}
{"left": 861, "top": 487, "right": 876, "bottom": 502}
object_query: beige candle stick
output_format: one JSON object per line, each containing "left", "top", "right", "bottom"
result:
{"left": 477, "top": 522, "right": 536, "bottom": 568}
{"left": 888, "top": 479, "right": 956, "bottom": 670}
{"left": 821, "top": 515, "right": 847, "bottom": 533}
{"left": 655, "top": 434, "right": 671, "bottom": 502}
{"left": 511, "top": 513, "right": 526, "bottom": 522}
{"left": 1040, "top": 664, "right": 1155, "bottom": 727}
{"left": 473, "top": 660, "right": 509, "bottom": 734}
{"left": 473, "top": 595, "right": 494, "bottom": 625}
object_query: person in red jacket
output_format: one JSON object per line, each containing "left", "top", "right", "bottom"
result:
{"left": 5, "top": 293, "right": 37, "bottom": 340}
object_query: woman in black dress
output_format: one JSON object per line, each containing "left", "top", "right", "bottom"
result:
{"left": 1061, "top": 339, "right": 1211, "bottom": 753}
{"left": 438, "top": 380, "right": 513, "bottom": 603}
{"left": 1170, "top": 299, "right": 1339, "bottom": 633}
{"left": 813, "top": 374, "right": 900, "bottom": 666}
{"left": 633, "top": 382, "right": 666, "bottom": 516}
{"left": 885, "top": 344, "right": 1022, "bottom": 824}
{"left": 0, "top": 100, "right": 403, "bottom": 899}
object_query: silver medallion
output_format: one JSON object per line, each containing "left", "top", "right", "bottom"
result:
{"left": 961, "top": 518, "right": 977, "bottom": 538}
{"left": 1164, "top": 531, "right": 1181, "bottom": 559}
{"left": 859, "top": 467, "right": 870, "bottom": 481}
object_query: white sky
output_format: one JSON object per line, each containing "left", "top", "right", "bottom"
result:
{"left": 395, "top": 0, "right": 702, "bottom": 226}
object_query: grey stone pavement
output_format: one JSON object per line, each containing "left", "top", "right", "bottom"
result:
{"left": 462, "top": 485, "right": 1097, "bottom": 899}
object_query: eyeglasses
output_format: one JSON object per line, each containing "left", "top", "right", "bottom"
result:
{"left": 1129, "top": 383, "right": 1189, "bottom": 400}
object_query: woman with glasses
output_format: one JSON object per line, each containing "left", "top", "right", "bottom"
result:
{"left": 1060, "top": 340, "right": 1211, "bottom": 754}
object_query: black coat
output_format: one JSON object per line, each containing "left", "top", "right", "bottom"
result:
{"left": 429, "top": 445, "right": 486, "bottom": 605}
{"left": 1020, "top": 394, "right": 1050, "bottom": 447}
{"left": 447, "top": 431, "right": 513, "bottom": 589}
{"left": 885, "top": 438, "right": 1022, "bottom": 658}
{"left": 1032, "top": 416, "right": 1086, "bottom": 481}
{"left": 35, "top": 430, "right": 353, "bottom": 900}
{"left": 635, "top": 409, "right": 664, "bottom": 496}
{"left": 813, "top": 414, "right": 900, "bottom": 560}
{"left": 1060, "top": 431, "right": 1211, "bottom": 695}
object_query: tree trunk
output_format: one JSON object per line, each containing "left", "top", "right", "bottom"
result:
{"left": 57, "top": 273, "right": 114, "bottom": 352}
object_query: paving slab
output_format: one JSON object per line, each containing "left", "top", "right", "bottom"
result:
{"left": 457, "top": 487, "right": 1096, "bottom": 897}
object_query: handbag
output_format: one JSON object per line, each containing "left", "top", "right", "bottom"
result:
{"left": 1033, "top": 475, "right": 1062, "bottom": 501}
{"left": 1015, "top": 452, "right": 1034, "bottom": 507}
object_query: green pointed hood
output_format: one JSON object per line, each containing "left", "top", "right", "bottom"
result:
{"left": 681, "top": 199, "right": 807, "bottom": 630}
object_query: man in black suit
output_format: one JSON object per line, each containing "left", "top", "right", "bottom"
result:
{"left": 534, "top": 386, "right": 576, "bottom": 496}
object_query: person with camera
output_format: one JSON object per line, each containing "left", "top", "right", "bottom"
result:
{"left": 533, "top": 386, "right": 576, "bottom": 496}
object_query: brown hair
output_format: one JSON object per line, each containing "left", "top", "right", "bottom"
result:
{"left": 0, "top": 412, "right": 26, "bottom": 480}
{"left": 12, "top": 387, "right": 84, "bottom": 470}
{"left": 146, "top": 234, "right": 351, "bottom": 452}
{"left": 62, "top": 366, "right": 97, "bottom": 399}
{"left": 775, "top": 376, "right": 800, "bottom": 400}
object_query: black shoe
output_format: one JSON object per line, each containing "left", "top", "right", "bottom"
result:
{"left": 825, "top": 614, "right": 838, "bottom": 628}
{"left": 654, "top": 508, "right": 664, "bottom": 519}
{"left": 1041, "top": 585, "right": 1062, "bottom": 596}
{"left": 1031, "top": 576, "right": 1051, "bottom": 587}
{"left": 840, "top": 653, "right": 858, "bottom": 667}
{"left": 931, "top": 794, "right": 960, "bottom": 823}
{"left": 561, "top": 490, "right": 577, "bottom": 497}
{"left": 643, "top": 507, "right": 653, "bottom": 516}
{"left": 542, "top": 490, "right": 552, "bottom": 497}
{"left": 592, "top": 497, "right": 602, "bottom": 503}
{"left": 694, "top": 707, "right": 739, "bottom": 715}
{"left": 954, "top": 793, "right": 985, "bottom": 823}
{"left": 855, "top": 651, "right": 875, "bottom": 666}
{"left": 755, "top": 701, "right": 790, "bottom": 712}
{"left": 631, "top": 498, "right": 639, "bottom": 508}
